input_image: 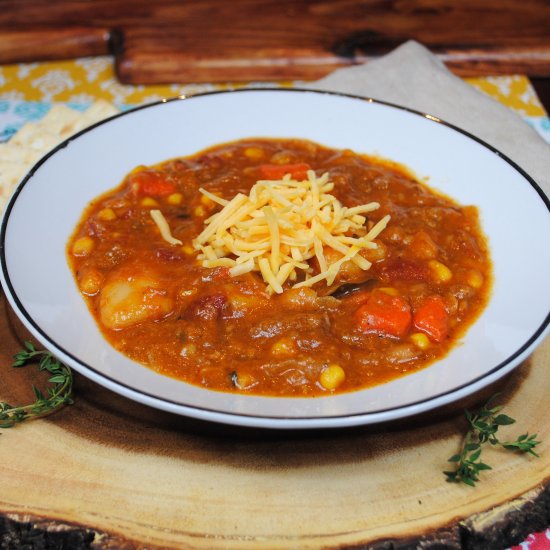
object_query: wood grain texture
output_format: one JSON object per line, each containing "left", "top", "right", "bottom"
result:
{"left": 0, "top": 0, "right": 549, "bottom": 83}
{"left": 0, "top": 27, "right": 110, "bottom": 64}
{"left": 1, "top": 288, "right": 549, "bottom": 549}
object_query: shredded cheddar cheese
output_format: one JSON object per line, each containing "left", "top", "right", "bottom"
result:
{"left": 192, "top": 170, "right": 390, "bottom": 294}
{"left": 150, "top": 209, "right": 183, "bottom": 245}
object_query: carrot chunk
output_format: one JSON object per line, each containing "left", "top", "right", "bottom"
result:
{"left": 130, "top": 171, "right": 177, "bottom": 197}
{"left": 259, "top": 163, "right": 311, "bottom": 180}
{"left": 354, "top": 290, "right": 412, "bottom": 338}
{"left": 413, "top": 295, "right": 449, "bottom": 343}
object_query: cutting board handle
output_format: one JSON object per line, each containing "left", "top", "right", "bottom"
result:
{"left": 0, "top": 27, "right": 110, "bottom": 64}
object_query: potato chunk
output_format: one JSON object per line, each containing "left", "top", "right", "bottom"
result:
{"left": 99, "top": 269, "right": 174, "bottom": 330}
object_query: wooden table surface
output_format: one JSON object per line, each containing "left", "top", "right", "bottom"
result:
{"left": 0, "top": 0, "right": 549, "bottom": 84}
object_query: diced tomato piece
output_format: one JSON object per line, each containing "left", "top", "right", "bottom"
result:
{"left": 413, "top": 295, "right": 449, "bottom": 343}
{"left": 259, "top": 163, "right": 311, "bottom": 180}
{"left": 354, "top": 290, "right": 412, "bottom": 338}
{"left": 186, "top": 293, "right": 228, "bottom": 321}
{"left": 129, "top": 171, "right": 177, "bottom": 197}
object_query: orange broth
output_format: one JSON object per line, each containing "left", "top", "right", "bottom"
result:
{"left": 68, "top": 138, "right": 492, "bottom": 396}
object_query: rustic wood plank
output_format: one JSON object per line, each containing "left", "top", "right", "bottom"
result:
{"left": 0, "top": 28, "right": 110, "bottom": 65}
{"left": 438, "top": 46, "right": 550, "bottom": 78}
{"left": 0, "top": 0, "right": 549, "bottom": 82}
{"left": 114, "top": 41, "right": 550, "bottom": 84}
{"left": 113, "top": 44, "right": 356, "bottom": 84}
{"left": 3, "top": 488, "right": 550, "bottom": 550}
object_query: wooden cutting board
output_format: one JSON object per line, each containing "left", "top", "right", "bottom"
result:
{"left": 0, "top": 0, "right": 549, "bottom": 84}
{"left": 1, "top": 287, "right": 549, "bottom": 549}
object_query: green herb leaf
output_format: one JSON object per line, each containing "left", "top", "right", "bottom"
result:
{"left": 0, "top": 342, "right": 73, "bottom": 430}
{"left": 494, "top": 414, "right": 515, "bottom": 426}
{"left": 502, "top": 433, "right": 541, "bottom": 457}
{"left": 444, "top": 394, "right": 542, "bottom": 486}
{"left": 47, "top": 375, "right": 67, "bottom": 384}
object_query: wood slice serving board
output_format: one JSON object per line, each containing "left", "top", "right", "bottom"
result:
{"left": 0, "top": 0, "right": 550, "bottom": 84}
{"left": 1, "top": 288, "right": 549, "bottom": 549}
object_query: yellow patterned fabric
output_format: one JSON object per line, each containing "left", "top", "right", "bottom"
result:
{"left": 1, "top": 56, "right": 549, "bottom": 146}
{"left": 0, "top": 56, "right": 546, "bottom": 115}
{"left": 0, "top": 57, "right": 214, "bottom": 105}
{"left": 465, "top": 76, "right": 546, "bottom": 117}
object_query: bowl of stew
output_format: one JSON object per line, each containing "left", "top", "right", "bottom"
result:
{"left": 1, "top": 89, "right": 549, "bottom": 429}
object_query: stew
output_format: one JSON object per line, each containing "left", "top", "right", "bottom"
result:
{"left": 68, "top": 138, "right": 492, "bottom": 396}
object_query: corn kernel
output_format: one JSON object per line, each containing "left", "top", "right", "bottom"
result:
{"left": 200, "top": 194, "right": 214, "bottom": 206}
{"left": 180, "top": 343, "right": 197, "bottom": 357}
{"left": 244, "top": 147, "right": 265, "bottom": 161}
{"left": 319, "top": 364, "right": 346, "bottom": 390}
{"left": 194, "top": 205, "right": 206, "bottom": 217}
{"left": 141, "top": 197, "right": 158, "bottom": 207}
{"left": 78, "top": 268, "right": 103, "bottom": 295}
{"left": 363, "top": 240, "right": 387, "bottom": 262}
{"left": 97, "top": 207, "right": 117, "bottom": 221}
{"left": 181, "top": 245, "right": 195, "bottom": 255}
{"left": 270, "top": 151, "right": 293, "bottom": 165}
{"left": 72, "top": 236, "right": 94, "bottom": 257}
{"left": 167, "top": 192, "right": 183, "bottom": 205}
{"left": 234, "top": 372, "right": 256, "bottom": 390}
{"left": 428, "top": 260, "right": 452, "bottom": 283}
{"left": 378, "top": 287, "right": 399, "bottom": 296}
{"left": 410, "top": 332, "right": 431, "bottom": 350}
{"left": 466, "top": 269, "right": 484, "bottom": 289}
{"left": 271, "top": 338, "right": 294, "bottom": 356}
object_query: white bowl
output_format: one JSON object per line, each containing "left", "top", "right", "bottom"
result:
{"left": 1, "top": 89, "right": 549, "bottom": 429}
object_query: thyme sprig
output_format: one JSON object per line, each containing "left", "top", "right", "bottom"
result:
{"left": 444, "top": 394, "right": 541, "bottom": 486}
{"left": 0, "top": 342, "right": 73, "bottom": 429}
